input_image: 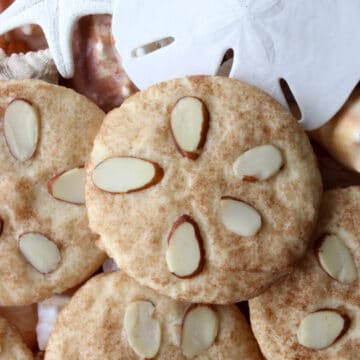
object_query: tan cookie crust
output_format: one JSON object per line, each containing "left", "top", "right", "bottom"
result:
{"left": 250, "top": 187, "right": 360, "bottom": 360}
{"left": 0, "top": 315, "right": 33, "bottom": 359}
{"left": 45, "top": 271, "right": 262, "bottom": 360}
{"left": 0, "top": 80, "right": 106, "bottom": 305}
{"left": 86, "top": 76, "right": 322, "bottom": 303}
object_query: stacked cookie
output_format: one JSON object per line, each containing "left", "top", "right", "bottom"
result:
{"left": 250, "top": 187, "right": 360, "bottom": 359}
{"left": 0, "top": 80, "right": 106, "bottom": 307}
{"left": 46, "top": 272, "right": 263, "bottom": 359}
{"left": 3, "top": 75, "right": 345, "bottom": 359}
{"left": 0, "top": 316, "right": 33, "bottom": 359}
{"left": 85, "top": 75, "right": 322, "bottom": 305}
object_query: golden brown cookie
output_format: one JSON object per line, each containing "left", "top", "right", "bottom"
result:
{"left": 250, "top": 186, "right": 360, "bottom": 360}
{"left": 0, "top": 79, "right": 106, "bottom": 305}
{"left": 0, "top": 315, "right": 34, "bottom": 359}
{"left": 86, "top": 76, "right": 322, "bottom": 304}
{"left": 45, "top": 271, "right": 262, "bottom": 360}
{"left": 0, "top": 304, "right": 38, "bottom": 351}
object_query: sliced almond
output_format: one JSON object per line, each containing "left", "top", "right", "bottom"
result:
{"left": 92, "top": 157, "right": 164, "bottom": 194}
{"left": 219, "top": 197, "right": 261, "bottom": 236}
{"left": 19, "top": 233, "right": 61, "bottom": 274}
{"left": 124, "top": 300, "right": 161, "bottom": 359}
{"left": 316, "top": 234, "right": 357, "bottom": 284}
{"left": 233, "top": 144, "right": 283, "bottom": 181}
{"left": 297, "top": 310, "right": 349, "bottom": 350}
{"left": 47, "top": 167, "right": 86, "bottom": 205}
{"left": 166, "top": 215, "right": 205, "bottom": 278}
{"left": 182, "top": 305, "right": 219, "bottom": 358}
{"left": 170, "top": 96, "right": 209, "bottom": 160}
{"left": 4, "top": 99, "right": 39, "bottom": 161}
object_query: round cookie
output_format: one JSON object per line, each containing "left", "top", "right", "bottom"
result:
{"left": 0, "top": 79, "right": 106, "bottom": 305}
{"left": 45, "top": 271, "right": 262, "bottom": 359}
{"left": 250, "top": 187, "right": 360, "bottom": 360}
{"left": 86, "top": 75, "right": 322, "bottom": 303}
{"left": 0, "top": 315, "right": 34, "bottom": 359}
{"left": 0, "top": 304, "right": 38, "bottom": 351}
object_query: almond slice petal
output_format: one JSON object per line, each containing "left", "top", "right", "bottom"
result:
{"left": 4, "top": 99, "right": 39, "bottom": 161}
{"left": 233, "top": 144, "right": 283, "bottom": 181}
{"left": 317, "top": 234, "right": 357, "bottom": 284}
{"left": 48, "top": 167, "right": 86, "bottom": 205}
{"left": 219, "top": 197, "right": 262, "bottom": 236}
{"left": 182, "top": 305, "right": 219, "bottom": 357}
{"left": 170, "top": 96, "right": 209, "bottom": 160}
{"left": 92, "top": 157, "right": 164, "bottom": 194}
{"left": 124, "top": 300, "right": 161, "bottom": 358}
{"left": 166, "top": 215, "right": 205, "bottom": 278}
{"left": 297, "top": 310, "right": 349, "bottom": 350}
{"left": 19, "top": 233, "right": 61, "bottom": 274}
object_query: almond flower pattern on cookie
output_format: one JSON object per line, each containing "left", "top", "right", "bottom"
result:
{"left": 92, "top": 95, "right": 284, "bottom": 279}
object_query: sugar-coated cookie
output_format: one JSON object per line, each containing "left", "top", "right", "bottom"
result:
{"left": 250, "top": 187, "right": 360, "bottom": 359}
{"left": 0, "top": 315, "right": 33, "bottom": 359}
{"left": 86, "top": 75, "right": 322, "bottom": 304}
{"left": 0, "top": 304, "right": 38, "bottom": 351}
{"left": 0, "top": 79, "right": 106, "bottom": 305}
{"left": 45, "top": 271, "right": 262, "bottom": 359}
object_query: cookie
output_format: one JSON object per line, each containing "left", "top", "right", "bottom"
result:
{"left": 0, "top": 315, "right": 33, "bottom": 359}
{"left": 0, "top": 79, "right": 106, "bottom": 305}
{"left": 250, "top": 187, "right": 360, "bottom": 359}
{"left": 86, "top": 75, "right": 322, "bottom": 304}
{"left": 45, "top": 271, "right": 262, "bottom": 359}
{"left": 0, "top": 304, "right": 38, "bottom": 351}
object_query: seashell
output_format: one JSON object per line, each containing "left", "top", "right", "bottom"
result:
{"left": 310, "top": 86, "right": 360, "bottom": 173}
{"left": 36, "top": 294, "right": 71, "bottom": 351}
{"left": 0, "top": 0, "right": 113, "bottom": 78}
{"left": 0, "top": 48, "right": 58, "bottom": 83}
{"left": 69, "top": 14, "right": 137, "bottom": 112}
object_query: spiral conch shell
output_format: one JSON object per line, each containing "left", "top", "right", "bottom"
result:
{"left": 310, "top": 86, "right": 360, "bottom": 173}
{"left": 0, "top": 48, "right": 58, "bottom": 83}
